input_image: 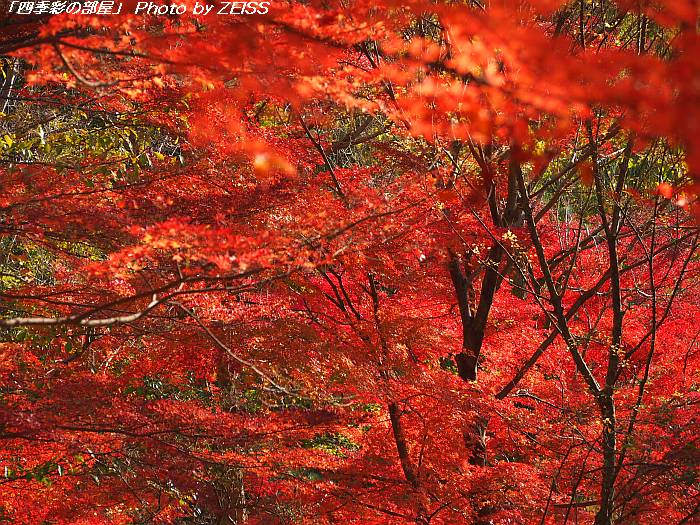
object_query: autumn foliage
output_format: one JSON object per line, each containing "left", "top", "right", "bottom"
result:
{"left": 0, "top": 1, "right": 698, "bottom": 524}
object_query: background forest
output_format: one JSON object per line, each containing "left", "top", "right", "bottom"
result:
{"left": 0, "top": 1, "right": 698, "bottom": 524}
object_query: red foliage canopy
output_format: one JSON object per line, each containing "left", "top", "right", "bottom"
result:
{"left": 0, "top": 1, "right": 698, "bottom": 524}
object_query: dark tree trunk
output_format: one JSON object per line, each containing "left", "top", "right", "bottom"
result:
{"left": 595, "top": 393, "right": 617, "bottom": 525}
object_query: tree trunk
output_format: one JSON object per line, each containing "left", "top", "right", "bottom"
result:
{"left": 464, "top": 415, "right": 488, "bottom": 467}
{"left": 594, "top": 393, "right": 617, "bottom": 525}
{"left": 455, "top": 344, "right": 479, "bottom": 382}
{"left": 388, "top": 402, "right": 429, "bottom": 524}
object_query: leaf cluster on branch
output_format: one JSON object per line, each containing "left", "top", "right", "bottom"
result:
{"left": 0, "top": 1, "right": 698, "bottom": 524}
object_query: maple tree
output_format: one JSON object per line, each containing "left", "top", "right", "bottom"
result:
{"left": 0, "top": 1, "right": 699, "bottom": 524}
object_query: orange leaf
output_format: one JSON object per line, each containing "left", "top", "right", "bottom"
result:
{"left": 580, "top": 162, "right": 594, "bottom": 186}
{"left": 657, "top": 183, "right": 674, "bottom": 199}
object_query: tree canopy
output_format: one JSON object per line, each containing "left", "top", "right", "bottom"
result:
{"left": 0, "top": 1, "right": 698, "bottom": 524}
